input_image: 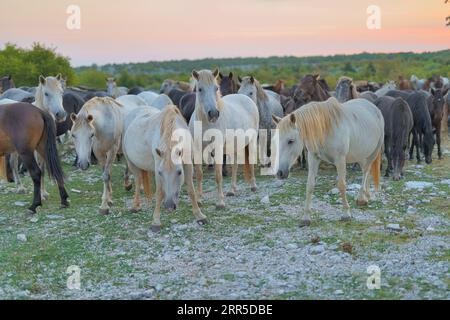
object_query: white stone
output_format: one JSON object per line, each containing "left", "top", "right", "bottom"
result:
{"left": 387, "top": 224, "right": 402, "bottom": 232}
{"left": 14, "top": 201, "right": 26, "bottom": 207}
{"left": 407, "top": 206, "right": 417, "bottom": 214}
{"left": 405, "top": 181, "right": 433, "bottom": 190}
{"left": 260, "top": 195, "right": 270, "bottom": 204}
{"left": 17, "top": 234, "right": 27, "bottom": 242}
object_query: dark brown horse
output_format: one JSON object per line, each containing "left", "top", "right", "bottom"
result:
{"left": 0, "top": 103, "right": 69, "bottom": 213}
{"left": 264, "top": 80, "right": 285, "bottom": 95}
{"left": 293, "top": 74, "right": 330, "bottom": 106}
{"left": 374, "top": 96, "right": 414, "bottom": 180}
{"left": 398, "top": 76, "right": 413, "bottom": 90}
{"left": 0, "top": 75, "right": 15, "bottom": 94}
{"left": 426, "top": 88, "right": 448, "bottom": 159}
{"left": 219, "top": 72, "right": 240, "bottom": 96}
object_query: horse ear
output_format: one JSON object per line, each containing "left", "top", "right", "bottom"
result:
{"left": 250, "top": 76, "right": 255, "bottom": 84}
{"left": 313, "top": 74, "right": 320, "bottom": 81}
{"left": 70, "top": 113, "right": 77, "bottom": 122}
{"left": 56, "top": 74, "right": 62, "bottom": 81}
{"left": 212, "top": 68, "right": 220, "bottom": 78}
{"left": 272, "top": 115, "right": 281, "bottom": 125}
{"left": 219, "top": 72, "right": 223, "bottom": 79}
{"left": 229, "top": 72, "right": 233, "bottom": 79}
{"left": 238, "top": 76, "right": 243, "bottom": 83}
{"left": 430, "top": 88, "right": 435, "bottom": 95}
{"left": 8, "top": 75, "right": 12, "bottom": 80}
{"left": 39, "top": 75, "right": 46, "bottom": 85}
{"left": 290, "top": 113, "right": 296, "bottom": 124}
{"left": 192, "top": 70, "right": 199, "bottom": 80}
{"left": 155, "top": 148, "right": 164, "bottom": 158}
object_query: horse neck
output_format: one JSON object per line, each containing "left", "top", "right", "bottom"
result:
{"left": 194, "top": 95, "right": 209, "bottom": 123}
{"left": 34, "top": 85, "right": 45, "bottom": 110}
{"left": 314, "top": 84, "right": 329, "bottom": 101}
{"left": 257, "top": 97, "right": 272, "bottom": 128}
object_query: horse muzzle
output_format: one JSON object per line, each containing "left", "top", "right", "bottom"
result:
{"left": 276, "top": 169, "right": 289, "bottom": 180}
{"left": 207, "top": 110, "right": 220, "bottom": 123}
{"left": 78, "top": 161, "right": 90, "bottom": 171}
{"left": 55, "top": 111, "right": 67, "bottom": 123}
{"left": 164, "top": 200, "right": 177, "bottom": 212}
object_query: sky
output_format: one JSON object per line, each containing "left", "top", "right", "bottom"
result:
{"left": 0, "top": 0, "right": 449, "bottom": 66}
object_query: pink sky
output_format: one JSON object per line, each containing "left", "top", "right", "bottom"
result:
{"left": 0, "top": 0, "right": 449, "bottom": 66}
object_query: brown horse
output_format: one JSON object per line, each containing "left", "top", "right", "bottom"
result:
{"left": 264, "top": 80, "right": 285, "bottom": 95}
{"left": 0, "top": 75, "right": 15, "bottom": 94}
{"left": 0, "top": 103, "right": 69, "bottom": 213}
{"left": 218, "top": 72, "right": 240, "bottom": 96}
{"left": 293, "top": 74, "right": 330, "bottom": 105}
{"left": 398, "top": 76, "right": 413, "bottom": 90}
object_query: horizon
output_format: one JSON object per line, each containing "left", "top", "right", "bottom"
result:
{"left": 0, "top": 0, "right": 449, "bottom": 67}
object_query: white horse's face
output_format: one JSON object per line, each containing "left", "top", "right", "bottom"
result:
{"left": 192, "top": 69, "right": 221, "bottom": 123}
{"left": 160, "top": 80, "right": 175, "bottom": 94}
{"left": 155, "top": 149, "right": 185, "bottom": 211}
{"left": 335, "top": 79, "right": 353, "bottom": 103}
{"left": 106, "top": 78, "right": 116, "bottom": 95}
{"left": 39, "top": 75, "right": 66, "bottom": 122}
{"left": 238, "top": 81, "right": 258, "bottom": 104}
{"left": 71, "top": 114, "right": 95, "bottom": 171}
{"left": 274, "top": 122, "right": 303, "bottom": 180}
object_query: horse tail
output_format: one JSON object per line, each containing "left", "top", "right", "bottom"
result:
{"left": 0, "top": 156, "right": 6, "bottom": 181}
{"left": 243, "top": 145, "right": 251, "bottom": 183}
{"left": 40, "top": 110, "right": 65, "bottom": 185}
{"left": 370, "top": 150, "right": 382, "bottom": 193}
{"left": 142, "top": 170, "right": 153, "bottom": 200}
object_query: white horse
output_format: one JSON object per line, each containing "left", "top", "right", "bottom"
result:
{"left": 189, "top": 69, "right": 259, "bottom": 209}
{"left": 106, "top": 77, "right": 128, "bottom": 98}
{"left": 238, "top": 76, "right": 283, "bottom": 164}
{"left": 116, "top": 95, "right": 147, "bottom": 107}
{"left": 0, "top": 98, "right": 19, "bottom": 105}
{"left": 151, "top": 94, "right": 173, "bottom": 110}
{"left": 1, "top": 88, "right": 34, "bottom": 102}
{"left": 273, "top": 97, "right": 384, "bottom": 226}
{"left": 123, "top": 105, "right": 207, "bottom": 232}
{"left": 137, "top": 91, "right": 159, "bottom": 105}
{"left": 375, "top": 81, "right": 397, "bottom": 97}
{"left": 70, "top": 97, "right": 124, "bottom": 215}
{"left": 410, "top": 75, "right": 425, "bottom": 90}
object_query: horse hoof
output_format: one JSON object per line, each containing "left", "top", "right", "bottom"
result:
{"left": 151, "top": 225, "right": 162, "bottom": 233}
{"left": 251, "top": 187, "right": 258, "bottom": 192}
{"left": 27, "top": 209, "right": 37, "bottom": 215}
{"left": 107, "top": 200, "right": 114, "bottom": 207}
{"left": 197, "top": 218, "right": 209, "bottom": 226}
{"left": 226, "top": 191, "right": 235, "bottom": 197}
{"left": 41, "top": 194, "right": 49, "bottom": 201}
{"left": 60, "top": 202, "right": 70, "bottom": 209}
{"left": 99, "top": 208, "right": 110, "bottom": 216}
{"left": 356, "top": 199, "right": 368, "bottom": 207}
{"left": 216, "top": 203, "right": 226, "bottom": 210}
{"left": 299, "top": 220, "right": 311, "bottom": 228}
{"left": 340, "top": 216, "right": 352, "bottom": 222}
{"left": 222, "top": 171, "right": 228, "bottom": 177}
{"left": 125, "top": 184, "right": 133, "bottom": 192}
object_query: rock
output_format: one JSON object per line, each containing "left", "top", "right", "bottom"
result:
{"left": 387, "top": 224, "right": 402, "bottom": 232}
{"left": 154, "top": 284, "right": 163, "bottom": 292}
{"left": 260, "top": 195, "right": 270, "bottom": 204}
{"left": 30, "top": 217, "right": 38, "bottom": 223}
{"left": 405, "top": 181, "right": 433, "bottom": 190}
{"left": 310, "top": 245, "right": 326, "bottom": 255}
{"left": 407, "top": 206, "right": 417, "bottom": 214}
{"left": 286, "top": 243, "right": 298, "bottom": 250}
{"left": 17, "top": 234, "right": 27, "bottom": 242}
{"left": 334, "top": 290, "right": 344, "bottom": 295}
{"left": 330, "top": 188, "right": 339, "bottom": 195}
{"left": 71, "top": 189, "right": 82, "bottom": 194}
{"left": 426, "top": 226, "right": 435, "bottom": 232}
{"left": 14, "top": 201, "right": 27, "bottom": 207}
{"left": 46, "top": 214, "right": 63, "bottom": 220}
{"left": 347, "top": 184, "right": 361, "bottom": 191}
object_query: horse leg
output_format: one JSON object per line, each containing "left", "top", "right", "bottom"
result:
{"left": 336, "top": 157, "right": 352, "bottom": 221}
{"left": 301, "top": 153, "right": 320, "bottom": 227}
{"left": 301, "top": 150, "right": 307, "bottom": 169}
{"left": 194, "top": 164, "right": 203, "bottom": 198}
{"left": 214, "top": 163, "right": 226, "bottom": 209}
{"left": 10, "top": 153, "right": 26, "bottom": 194}
{"left": 151, "top": 177, "right": 164, "bottom": 233}
{"left": 184, "top": 163, "right": 207, "bottom": 224}
{"left": 127, "top": 161, "right": 143, "bottom": 213}
{"left": 356, "top": 161, "right": 371, "bottom": 206}
{"left": 384, "top": 143, "right": 391, "bottom": 177}
{"left": 416, "top": 132, "right": 421, "bottom": 163}
{"left": 35, "top": 153, "right": 49, "bottom": 201}
{"left": 409, "top": 131, "right": 415, "bottom": 160}
{"left": 436, "top": 126, "right": 442, "bottom": 159}
{"left": 249, "top": 163, "right": 257, "bottom": 192}
{"left": 222, "top": 155, "right": 228, "bottom": 177}
{"left": 99, "top": 151, "right": 114, "bottom": 215}
{"left": 124, "top": 165, "right": 133, "bottom": 192}
{"left": 20, "top": 153, "right": 42, "bottom": 214}
{"left": 226, "top": 162, "right": 238, "bottom": 197}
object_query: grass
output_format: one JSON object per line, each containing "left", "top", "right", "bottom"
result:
{"left": 0, "top": 136, "right": 449, "bottom": 299}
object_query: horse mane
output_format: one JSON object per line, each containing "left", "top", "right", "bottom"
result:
{"left": 159, "top": 105, "right": 183, "bottom": 169}
{"left": 278, "top": 97, "right": 344, "bottom": 153}
{"left": 73, "top": 97, "right": 122, "bottom": 129}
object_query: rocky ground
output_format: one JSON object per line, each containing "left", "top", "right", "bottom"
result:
{"left": 0, "top": 136, "right": 449, "bottom": 300}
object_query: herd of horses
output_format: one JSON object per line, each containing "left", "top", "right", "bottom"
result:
{"left": 0, "top": 70, "right": 449, "bottom": 230}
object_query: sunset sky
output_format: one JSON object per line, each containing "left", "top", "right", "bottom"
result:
{"left": 0, "top": 0, "right": 449, "bottom": 66}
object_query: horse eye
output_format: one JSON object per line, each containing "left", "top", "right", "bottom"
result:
{"left": 199, "top": 88, "right": 202, "bottom": 92}
{"left": 288, "top": 139, "right": 295, "bottom": 145}
{"left": 177, "top": 170, "right": 182, "bottom": 176}
{"left": 249, "top": 92, "right": 253, "bottom": 96}
{"left": 158, "top": 171, "right": 163, "bottom": 176}
{"left": 91, "top": 134, "right": 94, "bottom": 138}
{"left": 45, "top": 93, "right": 49, "bottom": 97}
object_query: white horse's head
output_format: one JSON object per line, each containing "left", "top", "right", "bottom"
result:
{"left": 36, "top": 75, "right": 66, "bottom": 122}
{"left": 238, "top": 76, "right": 259, "bottom": 105}
{"left": 272, "top": 114, "right": 304, "bottom": 179}
{"left": 106, "top": 77, "right": 116, "bottom": 96}
{"left": 155, "top": 147, "right": 185, "bottom": 211}
{"left": 160, "top": 80, "right": 176, "bottom": 95}
{"left": 192, "top": 69, "right": 222, "bottom": 123}
{"left": 70, "top": 113, "right": 95, "bottom": 171}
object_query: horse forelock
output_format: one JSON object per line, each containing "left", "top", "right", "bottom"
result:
{"left": 278, "top": 97, "right": 343, "bottom": 153}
